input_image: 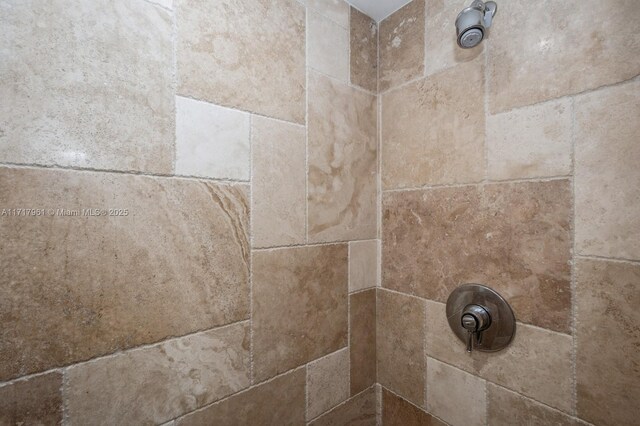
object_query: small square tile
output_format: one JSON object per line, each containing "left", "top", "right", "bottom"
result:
{"left": 350, "top": 289, "right": 376, "bottom": 395}
{"left": 304, "top": 0, "right": 350, "bottom": 28}
{"left": 0, "top": 373, "right": 62, "bottom": 425}
{"left": 349, "top": 240, "right": 379, "bottom": 292}
{"left": 350, "top": 8, "right": 378, "bottom": 93}
{"left": 308, "top": 12, "right": 350, "bottom": 82}
{"left": 307, "top": 348, "right": 350, "bottom": 419}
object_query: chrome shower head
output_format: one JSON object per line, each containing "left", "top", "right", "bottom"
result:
{"left": 455, "top": 0, "right": 498, "bottom": 48}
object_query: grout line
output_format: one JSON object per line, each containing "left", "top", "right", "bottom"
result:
{"left": 253, "top": 239, "right": 356, "bottom": 252}
{"left": 305, "top": 5, "right": 310, "bottom": 245}
{"left": 248, "top": 113, "right": 255, "bottom": 386}
{"left": 170, "top": 2, "right": 178, "bottom": 177}
{"left": 483, "top": 38, "right": 490, "bottom": 183}
{"left": 381, "top": 175, "right": 571, "bottom": 193}
{"left": 570, "top": 95, "right": 578, "bottom": 417}
{"left": 575, "top": 253, "right": 640, "bottom": 266}
{"left": 61, "top": 369, "right": 69, "bottom": 425}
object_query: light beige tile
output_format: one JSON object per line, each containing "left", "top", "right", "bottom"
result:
{"left": 576, "top": 259, "right": 640, "bottom": 426}
{"left": 307, "top": 348, "right": 350, "bottom": 419}
{"left": 176, "top": 0, "right": 305, "bottom": 123}
{"left": 0, "top": 373, "right": 63, "bottom": 426}
{"left": 349, "top": 289, "right": 376, "bottom": 396}
{"left": 379, "top": 0, "right": 425, "bottom": 92}
{"left": 251, "top": 115, "right": 306, "bottom": 248}
{"left": 381, "top": 60, "right": 484, "bottom": 189}
{"left": 382, "top": 388, "right": 446, "bottom": 426}
{"left": 0, "top": 168, "right": 249, "bottom": 381}
{"left": 427, "top": 358, "right": 486, "bottom": 426}
{"left": 252, "top": 245, "right": 348, "bottom": 382}
{"left": 309, "top": 386, "right": 377, "bottom": 426}
{"left": 426, "top": 300, "right": 572, "bottom": 413}
{"left": 575, "top": 80, "right": 640, "bottom": 260}
{"left": 308, "top": 12, "right": 350, "bottom": 83}
{"left": 308, "top": 71, "right": 377, "bottom": 242}
{"left": 488, "top": 99, "right": 572, "bottom": 180}
{"left": 349, "top": 240, "right": 379, "bottom": 292}
{"left": 304, "top": 0, "right": 350, "bottom": 28}
{"left": 0, "top": 0, "right": 174, "bottom": 173}
{"left": 350, "top": 7, "right": 378, "bottom": 93}
{"left": 488, "top": 0, "right": 640, "bottom": 113}
{"left": 66, "top": 322, "right": 251, "bottom": 425}
{"left": 175, "top": 96, "right": 250, "bottom": 181}
{"left": 149, "top": 0, "right": 173, "bottom": 9}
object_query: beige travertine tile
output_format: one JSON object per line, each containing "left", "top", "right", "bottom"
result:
{"left": 487, "top": 383, "right": 586, "bottom": 426}
{"left": 0, "top": 373, "right": 62, "bottom": 425}
{"left": 425, "top": 300, "right": 572, "bottom": 413}
{"left": 349, "top": 240, "right": 379, "bottom": 292}
{"left": 382, "top": 180, "right": 572, "bottom": 333}
{"left": 379, "top": 0, "right": 425, "bottom": 92}
{"left": 308, "top": 71, "right": 377, "bottom": 243}
{"left": 177, "top": 368, "right": 306, "bottom": 426}
{"left": 349, "top": 289, "right": 376, "bottom": 396}
{"left": 304, "top": 0, "right": 350, "bottom": 29}
{"left": 0, "top": 168, "right": 249, "bottom": 381}
{"left": 350, "top": 8, "right": 378, "bottom": 93}
{"left": 66, "top": 322, "right": 251, "bottom": 425}
{"left": 381, "top": 60, "right": 484, "bottom": 189}
{"left": 309, "top": 386, "right": 377, "bottom": 426}
{"left": 252, "top": 245, "right": 348, "bottom": 382}
{"left": 149, "top": 0, "right": 173, "bottom": 9}
{"left": 488, "top": 0, "right": 640, "bottom": 113}
{"left": 576, "top": 259, "right": 640, "bottom": 426}
{"left": 0, "top": 0, "right": 174, "bottom": 173}
{"left": 176, "top": 0, "right": 305, "bottom": 124}
{"left": 427, "top": 358, "right": 486, "bottom": 426}
{"left": 425, "top": 0, "right": 484, "bottom": 76}
{"left": 175, "top": 96, "right": 250, "bottom": 181}
{"left": 251, "top": 116, "right": 306, "bottom": 248}
{"left": 307, "top": 348, "right": 350, "bottom": 419}
{"left": 308, "top": 12, "right": 349, "bottom": 82}
{"left": 377, "top": 289, "right": 425, "bottom": 407}
{"left": 575, "top": 80, "right": 640, "bottom": 260}
{"left": 488, "top": 99, "right": 572, "bottom": 180}
{"left": 382, "top": 389, "right": 446, "bottom": 426}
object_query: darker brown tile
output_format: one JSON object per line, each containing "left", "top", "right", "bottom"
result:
{"left": 252, "top": 245, "right": 348, "bottom": 382}
{"left": 309, "top": 386, "right": 377, "bottom": 426}
{"left": 0, "top": 168, "right": 250, "bottom": 381}
{"left": 350, "top": 7, "right": 377, "bottom": 93}
{"left": 0, "top": 372, "right": 62, "bottom": 426}
{"left": 382, "top": 180, "right": 572, "bottom": 333}
{"left": 576, "top": 259, "right": 640, "bottom": 426}
{"left": 382, "top": 388, "right": 445, "bottom": 426}
{"left": 177, "top": 368, "right": 305, "bottom": 426}
{"left": 350, "top": 289, "right": 376, "bottom": 395}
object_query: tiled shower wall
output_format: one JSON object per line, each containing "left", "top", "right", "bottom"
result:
{"left": 377, "top": 1, "right": 640, "bottom": 426}
{"left": 0, "top": 0, "right": 380, "bottom": 424}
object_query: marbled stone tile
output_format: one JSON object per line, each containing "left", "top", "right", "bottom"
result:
{"left": 575, "top": 80, "right": 640, "bottom": 260}
{"left": 379, "top": 0, "right": 425, "bottom": 92}
{"left": 349, "top": 240, "right": 379, "bottom": 292}
{"left": 251, "top": 116, "right": 306, "bottom": 248}
{"left": 309, "top": 386, "right": 377, "bottom": 426}
{"left": 350, "top": 8, "right": 378, "bottom": 93}
{"left": 350, "top": 289, "right": 376, "bottom": 396}
{"left": 381, "top": 60, "right": 484, "bottom": 189}
{"left": 425, "top": 300, "right": 572, "bottom": 413}
{"left": 176, "top": 0, "right": 305, "bottom": 123}
{"left": 0, "top": 168, "right": 249, "bottom": 381}
{"left": 427, "top": 358, "right": 486, "bottom": 426}
{"left": 304, "top": 0, "right": 350, "bottom": 28}
{"left": 307, "top": 348, "right": 350, "bottom": 419}
{"left": 175, "top": 96, "right": 250, "bottom": 181}
{"left": 487, "top": 383, "right": 586, "bottom": 426}
{"left": 0, "top": 0, "right": 174, "bottom": 173}
{"left": 425, "top": 0, "right": 484, "bottom": 76}
{"left": 0, "top": 373, "right": 62, "bottom": 426}
{"left": 149, "top": 0, "right": 173, "bottom": 9}
{"left": 382, "top": 180, "right": 572, "bottom": 332}
{"left": 66, "top": 322, "right": 251, "bottom": 425}
{"left": 488, "top": 0, "right": 640, "bottom": 113}
{"left": 382, "top": 388, "right": 446, "bottom": 426}
{"left": 308, "top": 11, "right": 349, "bottom": 83}
{"left": 377, "top": 289, "right": 425, "bottom": 407}
{"left": 308, "top": 71, "right": 377, "bottom": 243}
{"left": 252, "top": 245, "right": 348, "bottom": 382}
{"left": 177, "top": 368, "right": 306, "bottom": 426}
{"left": 488, "top": 99, "right": 572, "bottom": 180}
{"left": 576, "top": 259, "right": 640, "bottom": 426}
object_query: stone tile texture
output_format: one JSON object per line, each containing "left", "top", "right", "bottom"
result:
{"left": 307, "top": 348, "right": 350, "bottom": 419}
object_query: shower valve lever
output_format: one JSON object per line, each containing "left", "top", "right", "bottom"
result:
{"left": 460, "top": 305, "right": 491, "bottom": 353}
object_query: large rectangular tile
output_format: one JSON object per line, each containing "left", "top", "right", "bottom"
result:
{"left": 382, "top": 180, "right": 572, "bottom": 332}
{"left": 66, "top": 322, "right": 251, "bottom": 425}
{"left": 308, "top": 11, "right": 349, "bottom": 82}
{"left": 307, "top": 71, "right": 377, "bottom": 242}
{"left": 304, "top": 0, "right": 350, "bottom": 28}
{"left": 382, "top": 388, "right": 446, "bottom": 426}
{"left": 488, "top": 0, "right": 640, "bottom": 113}
{"left": 309, "top": 386, "right": 377, "bottom": 426}
{"left": 252, "top": 245, "right": 348, "bottom": 382}
{"left": 349, "top": 289, "right": 376, "bottom": 395}
{"left": 349, "top": 240, "right": 379, "bottom": 292}
{"left": 0, "top": 168, "right": 249, "bottom": 381}
{"left": 350, "top": 7, "right": 378, "bottom": 93}
{"left": 0, "top": 0, "right": 174, "bottom": 173}
{"left": 575, "top": 80, "right": 640, "bottom": 260}
{"left": 176, "top": 0, "right": 305, "bottom": 123}
{"left": 381, "top": 60, "right": 484, "bottom": 189}
{"left": 307, "top": 348, "right": 350, "bottom": 419}
{"left": 0, "top": 373, "right": 63, "bottom": 426}
{"left": 576, "top": 259, "right": 640, "bottom": 426}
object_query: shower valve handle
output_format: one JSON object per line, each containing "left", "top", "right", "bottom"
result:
{"left": 461, "top": 304, "right": 491, "bottom": 352}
